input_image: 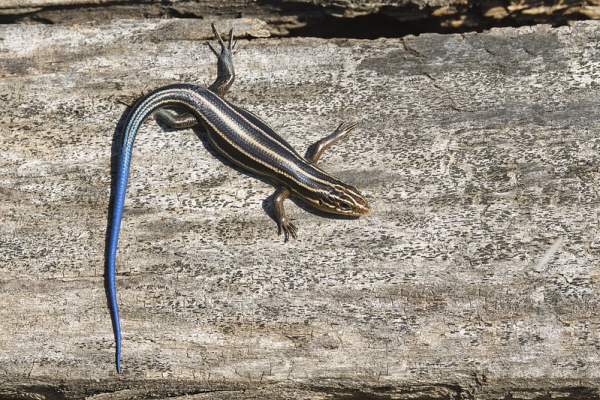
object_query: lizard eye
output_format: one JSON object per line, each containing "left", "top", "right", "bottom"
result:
{"left": 338, "top": 202, "right": 352, "bottom": 212}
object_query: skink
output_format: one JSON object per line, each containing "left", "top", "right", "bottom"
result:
{"left": 107, "top": 24, "right": 370, "bottom": 372}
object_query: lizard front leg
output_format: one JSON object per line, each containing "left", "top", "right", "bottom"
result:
{"left": 305, "top": 122, "right": 359, "bottom": 163}
{"left": 273, "top": 186, "right": 297, "bottom": 242}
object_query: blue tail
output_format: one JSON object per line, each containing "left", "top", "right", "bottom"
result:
{"left": 107, "top": 95, "right": 151, "bottom": 373}
{"left": 108, "top": 144, "right": 132, "bottom": 373}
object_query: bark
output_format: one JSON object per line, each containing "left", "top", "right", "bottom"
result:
{"left": 1, "top": 17, "right": 600, "bottom": 399}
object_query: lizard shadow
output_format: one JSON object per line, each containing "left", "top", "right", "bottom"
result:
{"left": 183, "top": 121, "right": 362, "bottom": 228}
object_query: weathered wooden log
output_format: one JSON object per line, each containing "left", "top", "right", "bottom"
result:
{"left": 1, "top": 18, "right": 600, "bottom": 399}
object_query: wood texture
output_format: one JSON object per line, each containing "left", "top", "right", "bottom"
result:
{"left": 1, "top": 18, "right": 600, "bottom": 399}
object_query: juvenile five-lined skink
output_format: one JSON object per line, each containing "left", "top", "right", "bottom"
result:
{"left": 107, "top": 24, "right": 370, "bottom": 372}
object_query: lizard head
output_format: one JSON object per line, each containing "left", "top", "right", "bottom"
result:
{"left": 312, "top": 184, "right": 371, "bottom": 216}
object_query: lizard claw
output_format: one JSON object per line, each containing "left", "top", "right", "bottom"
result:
{"left": 208, "top": 23, "right": 235, "bottom": 57}
{"left": 331, "top": 121, "right": 359, "bottom": 141}
{"left": 278, "top": 217, "right": 298, "bottom": 242}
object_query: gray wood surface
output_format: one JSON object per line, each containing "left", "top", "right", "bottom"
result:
{"left": 1, "top": 18, "right": 600, "bottom": 399}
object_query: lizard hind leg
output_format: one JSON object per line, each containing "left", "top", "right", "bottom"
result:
{"left": 155, "top": 108, "right": 199, "bottom": 129}
{"left": 208, "top": 23, "right": 236, "bottom": 97}
{"left": 154, "top": 23, "right": 237, "bottom": 130}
